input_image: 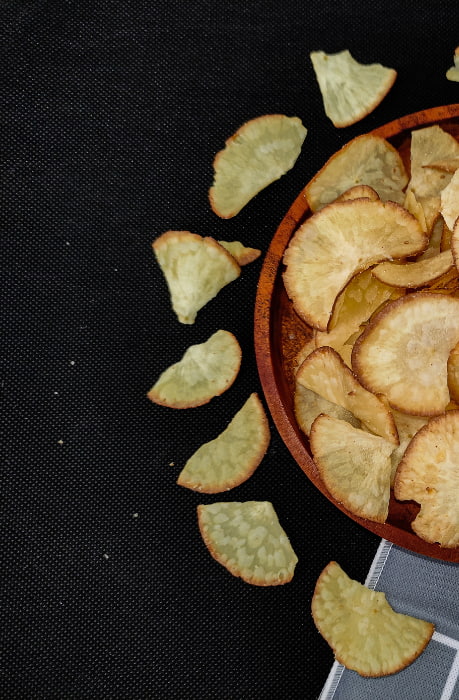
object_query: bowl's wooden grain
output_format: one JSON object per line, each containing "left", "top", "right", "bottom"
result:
{"left": 255, "top": 104, "right": 459, "bottom": 562}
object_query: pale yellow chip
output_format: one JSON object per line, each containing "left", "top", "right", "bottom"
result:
{"left": 371, "top": 250, "right": 454, "bottom": 288}
{"left": 394, "top": 411, "right": 459, "bottom": 547}
{"left": 209, "top": 115, "right": 307, "bottom": 218}
{"left": 147, "top": 330, "right": 241, "bottom": 408}
{"left": 294, "top": 382, "right": 361, "bottom": 437}
{"left": 441, "top": 168, "right": 459, "bottom": 231}
{"left": 309, "top": 415, "right": 394, "bottom": 523}
{"left": 310, "top": 50, "right": 396, "bottom": 128}
{"left": 352, "top": 292, "right": 459, "bottom": 415}
{"left": 312, "top": 561, "right": 434, "bottom": 677}
{"left": 177, "top": 393, "right": 270, "bottom": 492}
{"left": 403, "top": 189, "right": 428, "bottom": 234}
{"left": 407, "top": 125, "right": 459, "bottom": 230}
{"left": 305, "top": 134, "right": 407, "bottom": 212}
{"left": 417, "top": 214, "right": 443, "bottom": 260}
{"left": 426, "top": 156, "right": 459, "bottom": 173}
{"left": 297, "top": 347, "right": 398, "bottom": 444}
{"left": 314, "top": 269, "right": 404, "bottom": 366}
{"left": 390, "top": 410, "right": 429, "bottom": 487}
{"left": 283, "top": 199, "right": 426, "bottom": 331}
{"left": 335, "top": 184, "right": 380, "bottom": 202}
{"left": 153, "top": 231, "right": 240, "bottom": 324}
{"left": 446, "top": 47, "right": 459, "bottom": 82}
{"left": 218, "top": 240, "right": 261, "bottom": 266}
{"left": 197, "top": 501, "right": 298, "bottom": 585}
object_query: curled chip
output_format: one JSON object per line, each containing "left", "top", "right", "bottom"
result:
{"left": 197, "top": 501, "right": 298, "bottom": 586}
{"left": 305, "top": 134, "right": 407, "bottom": 212}
{"left": 394, "top": 411, "right": 459, "bottom": 547}
{"left": 310, "top": 50, "right": 396, "bottom": 128}
{"left": 147, "top": 329, "right": 241, "bottom": 409}
{"left": 153, "top": 230, "right": 240, "bottom": 324}
{"left": 371, "top": 250, "right": 454, "bottom": 288}
{"left": 209, "top": 114, "right": 307, "bottom": 218}
{"left": 352, "top": 292, "right": 459, "bottom": 416}
{"left": 218, "top": 240, "right": 261, "bottom": 266}
{"left": 312, "top": 562, "right": 434, "bottom": 677}
{"left": 283, "top": 199, "right": 426, "bottom": 331}
{"left": 310, "top": 415, "right": 393, "bottom": 523}
{"left": 297, "top": 347, "right": 398, "bottom": 444}
{"left": 177, "top": 393, "right": 270, "bottom": 493}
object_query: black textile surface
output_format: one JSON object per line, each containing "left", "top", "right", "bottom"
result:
{"left": 1, "top": 2, "right": 458, "bottom": 698}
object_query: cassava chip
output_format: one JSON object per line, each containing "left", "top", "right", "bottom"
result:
{"left": 446, "top": 47, "right": 459, "bottom": 82}
{"left": 312, "top": 561, "right": 434, "bottom": 677}
{"left": 389, "top": 410, "right": 429, "bottom": 487}
{"left": 407, "top": 125, "right": 459, "bottom": 230}
{"left": 305, "top": 133, "right": 407, "bottom": 212}
{"left": 209, "top": 114, "right": 307, "bottom": 218}
{"left": 394, "top": 411, "right": 459, "bottom": 547}
{"left": 153, "top": 230, "right": 240, "bottom": 324}
{"left": 177, "top": 393, "right": 270, "bottom": 492}
{"left": 440, "top": 168, "right": 459, "bottom": 230}
{"left": 283, "top": 199, "right": 426, "bottom": 331}
{"left": 294, "top": 382, "right": 361, "bottom": 437}
{"left": 352, "top": 292, "right": 459, "bottom": 415}
{"left": 309, "top": 415, "right": 394, "bottom": 523}
{"left": 371, "top": 250, "right": 454, "bottom": 288}
{"left": 197, "top": 501, "right": 298, "bottom": 585}
{"left": 218, "top": 240, "right": 261, "bottom": 265}
{"left": 297, "top": 347, "right": 398, "bottom": 444}
{"left": 310, "top": 50, "right": 396, "bottom": 128}
{"left": 335, "top": 184, "right": 380, "bottom": 202}
{"left": 147, "top": 329, "right": 241, "bottom": 408}
{"left": 448, "top": 341, "right": 459, "bottom": 403}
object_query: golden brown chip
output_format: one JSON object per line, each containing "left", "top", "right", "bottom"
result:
{"left": 209, "top": 115, "right": 307, "bottom": 218}
{"left": 310, "top": 414, "right": 394, "bottom": 523}
{"left": 197, "top": 501, "right": 298, "bottom": 585}
{"left": 371, "top": 250, "right": 454, "bottom": 288}
{"left": 218, "top": 240, "right": 261, "bottom": 265}
{"left": 153, "top": 231, "right": 240, "bottom": 324}
{"left": 394, "top": 411, "right": 459, "bottom": 547}
{"left": 352, "top": 292, "right": 459, "bottom": 415}
{"left": 310, "top": 50, "right": 396, "bottom": 128}
{"left": 177, "top": 393, "right": 270, "bottom": 492}
{"left": 304, "top": 134, "right": 408, "bottom": 212}
{"left": 283, "top": 199, "right": 426, "bottom": 331}
{"left": 297, "top": 347, "right": 398, "bottom": 444}
{"left": 147, "top": 329, "right": 241, "bottom": 408}
{"left": 312, "top": 561, "right": 434, "bottom": 677}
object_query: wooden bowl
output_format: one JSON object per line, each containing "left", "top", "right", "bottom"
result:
{"left": 254, "top": 104, "right": 459, "bottom": 562}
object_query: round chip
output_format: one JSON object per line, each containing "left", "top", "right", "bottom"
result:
{"left": 352, "top": 292, "right": 459, "bottom": 415}
{"left": 147, "top": 329, "right": 241, "bottom": 409}
{"left": 197, "top": 501, "right": 298, "bottom": 586}
{"left": 310, "top": 50, "right": 396, "bottom": 128}
{"left": 177, "top": 393, "right": 270, "bottom": 492}
{"left": 153, "top": 230, "right": 240, "bottom": 324}
{"left": 218, "top": 240, "right": 261, "bottom": 266}
{"left": 309, "top": 415, "right": 394, "bottom": 523}
{"left": 209, "top": 114, "right": 307, "bottom": 218}
{"left": 305, "top": 133, "right": 407, "bottom": 212}
{"left": 394, "top": 411, "right": 459, "bottom": 547}
{"left": 283, "top": 199, "right": 426, "bottom": 331}
{"left": 312, "top": 561, "right": 434, "bottom": 677}
{"left": 297, "top": 347, "right": 398, "bottom": 444}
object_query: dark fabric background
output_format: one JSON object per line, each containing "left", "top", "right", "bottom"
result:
{"left": 1, "top": 1, "right": 458, "bottom": 698}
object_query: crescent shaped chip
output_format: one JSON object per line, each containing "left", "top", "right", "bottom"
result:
{"left": 218, "top": 240, "right": 261, "bottom": 266}
{"left": 283, "top": 199, "right": 426, "bottom": 331}
{"left": 153, "top": 230, "right": 240, "bottom": 324}
{"left": 352, "top": 292, "right": 459, "bottom": 415}
{"left": 310, "top": 50, "right": 396, "bottom": 128}
{"left": 147, "top": 329, "right": 241, "bottom": 409}
{"left": 197, "top": 501, "right": 298, "bottom": 586}
{"left": 309, "top": 414, "right": 394, "bottom": 523}
{"left": 394, "top": 410, "right": 459, "bottom": 547}
{"left": 296, "top": 346, "right": 398, "bottom": 444}
{"left": 371, "top": 250, "right": 454, "bottom": 288}
{"left": 312, "top": 561, "right": 434, "bottom": 677}
{"left": 177, "top": 393, "right": 270, "bottom": 492}
{"left": 209, "top": 114, "right": 307, "bottom": 218}
{"left": 304, "top": 133, "right": 407, "bottom": 212}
